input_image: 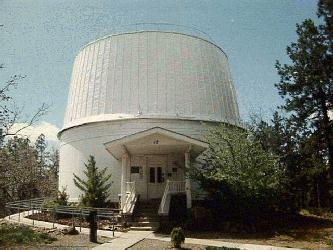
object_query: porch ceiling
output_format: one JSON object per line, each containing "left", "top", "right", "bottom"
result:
{"left": 104, "top": 127, "right": 208, "bottom": 160}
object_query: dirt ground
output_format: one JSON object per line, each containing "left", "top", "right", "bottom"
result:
{"left": 11, "top": 212, "right": 333, "bottom": 249}
{"left": 0, "top": 224, "right": 111, "bottom": 249}
{"left": 183, "top": 215, "right": 333, "bottom": 250}
{"left": 154, "top": 213, "right": 333, "bottom": 250}
{"left": 183, "top": 232, "right": 331, "bottom": 250}
{"left": 128, "top": 239, "right": 206, "bottom": 250}
{"left": 27, "top": 212, "right": 114, "bottom": 230}
{"left": 128, "top": 231, "right": 333, "bottom": 250}
{"left": 26, "top": 234, "right": 109, "bottom": 249}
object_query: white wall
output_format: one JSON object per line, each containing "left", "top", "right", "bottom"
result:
{"left": 59, "top": 118, "right": 216, "bottom": 202}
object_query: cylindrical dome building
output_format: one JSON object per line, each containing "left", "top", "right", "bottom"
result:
{"left": 58, "top": 26, "right": 240, "bottom": 213}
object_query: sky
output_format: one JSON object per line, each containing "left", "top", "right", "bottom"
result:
{"left": 0, "top": 0, "right": 319, "bottom": 145}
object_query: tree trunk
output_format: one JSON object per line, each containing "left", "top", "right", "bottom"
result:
{"left": 316, "top": 182, "right": 321, "bottom": 209}
{"left": 318, "top": 88, "right": 333, "bottom": 179}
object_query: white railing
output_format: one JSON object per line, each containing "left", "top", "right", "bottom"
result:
{"left": 158, "top": 180, "right": 186, "bottom": 215}
{"left": 169, "top": 180, "right": 186, "bottom": 193}
{"left": 122, "top": 181, "right": 137, "bottom": 215}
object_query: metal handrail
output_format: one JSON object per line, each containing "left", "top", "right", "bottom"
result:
{"left": 5, "top": 197, "right": 121, "bottom": 233}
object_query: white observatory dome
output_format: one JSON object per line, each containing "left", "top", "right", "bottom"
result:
{"left": 63, "top": 31, "right": 239, "bottom": 130}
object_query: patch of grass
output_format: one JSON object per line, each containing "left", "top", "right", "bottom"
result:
{"left": 326, "top": 239, "right": 333, "bottom": 246}
{"left": 0, "top": 223, "right": 57, "bottom": 246}
{"left": 311, "top": 232, "right": 324, "bottom": 242}
{"left": 206, "top": 247, "right": 240, "bottom": 250}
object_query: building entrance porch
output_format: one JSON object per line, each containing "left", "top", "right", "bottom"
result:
{"left": 129, "top": 154, "right": 185, "bottom": 201}
{"left": 104, "top": 127, "right": 208, "bottom": 215}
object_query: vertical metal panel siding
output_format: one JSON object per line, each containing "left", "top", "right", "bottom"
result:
{"left": 64, "top": 31, "right": 240, "bottom": 127}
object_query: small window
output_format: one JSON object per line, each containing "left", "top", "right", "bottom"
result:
{"left": 172, "top": 167, "right": 178, "bottom": 172}
{"left": 150, "top": 167, "right": 155, "bottom": 183}
{"left": 131, "top": 166, "right": 140, "bottom": 173}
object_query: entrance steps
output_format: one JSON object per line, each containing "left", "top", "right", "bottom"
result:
{"left": 129, "top": 199, "right": 160, "bottom": 231}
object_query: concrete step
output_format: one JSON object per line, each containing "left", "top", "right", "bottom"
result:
{"left": 131, "top": 200, "right": 161, "bottom": 231}
{"left": 133, "top": 216, "right": 159, "bottom": 222}
{"left": 130, "top": 221, "right": 160, "bottom": 227}
{"left": 130, "top": 226, "right": 158, "bottom": 231}
{"left": 138, "top": 200, "right": 160, "bottom": 207}
{"left": 138, "top": 209, "right": 158, "bottom": 214}
{"left": 139, "top": 202, "right": 160, "bottom": 206}
{"left": 138, "top": 207, "right": 158, "bottom": 211}
{"left": 138, "top": 212, "right": 158, "bottom": 217}
{"left": 138, "top": 210, "right": 158, "bottom": 214}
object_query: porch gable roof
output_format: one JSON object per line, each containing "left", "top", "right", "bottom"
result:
{"left": 104, "top": 127, "right": 208, "bottom": 160}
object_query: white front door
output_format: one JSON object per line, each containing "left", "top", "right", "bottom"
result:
{"left": 147, "top": 155, "right": 166, "bottom": 199}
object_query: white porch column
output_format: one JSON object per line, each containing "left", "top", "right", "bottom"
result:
{"left": 121, "top": 153, "right": 128, "bottom": 209}
{"left": 185, "top": 150, "right": 192, "bottom": 209}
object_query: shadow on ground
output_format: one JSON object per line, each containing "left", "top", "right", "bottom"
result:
{"left": 157, "top": 214, "right": 333, "bottom": 242}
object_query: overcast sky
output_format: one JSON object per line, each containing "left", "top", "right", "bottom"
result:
{"left": 0, "top": 0, "right": 318, "bottom": 144}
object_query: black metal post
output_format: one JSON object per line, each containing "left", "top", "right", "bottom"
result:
{"left": 72, "top": 210, "right": 75, "bottom": 227}
{"left": 28, "top": 199, "right": 31, "bottom": 216}
{"left": 53, "top": 207, "right": 55, "bottom": 228}
{"left": 79, "top": 209, "right": 82, "bottom": 232}
{"left": 88, "top": 210, "right": 98, "bottom": 243}
{"left": 112, "top": 222, "right": 115, "bottom": 237}
{"left": 97, "top": 213, "right": 99, "bottom": 230}
{"left": 32, "top": 206, "right": 34, "bottom": 226}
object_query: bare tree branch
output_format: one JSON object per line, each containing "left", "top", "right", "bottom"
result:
{"left": 0, "top": 74, "right": 49, "bottom": 141}
{"left": 4, "top": 103, "right": 49, "bottom": 137}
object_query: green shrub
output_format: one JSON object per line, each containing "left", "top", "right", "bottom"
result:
{"left": 41, "top": 199, "right": 57, "bottom": 209}
{"left": 192, "top": 124, "right": 287, "bottom": 221}
{"left": 56, "top": 186, "right": 69, "bottom": 206}
{"left": 170, "top": 227, "right": 185, "bottom": 248}
{"left": 41, "top": 187, "right": 69, "bottom": 210}
{"left": 73, "top": 156, "right": 112, "bottom": 207}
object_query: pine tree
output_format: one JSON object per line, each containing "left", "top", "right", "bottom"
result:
{"left": 73, "top": 156, "right": 112, "bottom": 207}
{"left": 275, "top": 1, "right": 333, "bottom": 177}
{"left": 49, "top": 149, "right": 59, "bottom": 177}
{"left": 250, "top": 113, "right": 330, "bottom": 209}
{"left": 35, "top": 134, "right": 49, "bottom": 175}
